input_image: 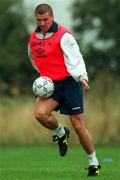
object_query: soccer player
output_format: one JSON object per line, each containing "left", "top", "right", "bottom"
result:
{"left": 28, "top": 3, "right": 101, "bottom": 176}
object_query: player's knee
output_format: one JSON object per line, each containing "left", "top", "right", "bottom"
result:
{"left": 35, "top": 109, "right": 47, "bottom": 123}
{"left": 74, "top": 122, "right": 83, "bottom": 132}
{"left": 71, "top": 117, "right": 84, "bottom": 131}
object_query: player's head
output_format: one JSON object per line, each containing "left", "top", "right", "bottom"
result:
{"left": 35, "top": 4, "right": 53, "bottom": 16}
{"left": 35, "top": 4, "right": 54, "bottom": 34}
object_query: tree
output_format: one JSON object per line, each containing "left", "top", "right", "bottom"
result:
{"left": 71, "top": 0, "right": 120, "bottom": 78}
{"left": 0, "top": 0, "right": 36, "bottom": 94}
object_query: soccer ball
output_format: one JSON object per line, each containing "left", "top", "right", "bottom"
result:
{"left": 32, "top": 76, "right": 55, "bottom": 98}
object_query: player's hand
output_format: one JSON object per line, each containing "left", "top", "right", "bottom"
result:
{"left": 80, "top": 79, "right": 90, "bottom": 91}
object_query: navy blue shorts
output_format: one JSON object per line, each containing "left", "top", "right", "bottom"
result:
{"left": 52, "top": 76, "right": 84, "bottom": 115}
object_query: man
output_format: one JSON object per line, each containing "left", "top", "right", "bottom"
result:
{"left": 28, "top": 3, "right": 101, "bottom": 176}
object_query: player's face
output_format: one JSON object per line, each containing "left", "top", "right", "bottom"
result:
{"left": 35, "top": 12, "right": 54, "bottom": 34}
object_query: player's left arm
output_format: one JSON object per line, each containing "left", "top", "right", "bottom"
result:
{"left": 60, "top": 33, "right": 88, "bottom": 83}
{"left": 80, "top": 79, "right": 90, "bottom": 91}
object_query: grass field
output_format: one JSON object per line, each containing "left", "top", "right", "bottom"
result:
{"left": 0, "top": 146, "right": 119, "bottom": 180}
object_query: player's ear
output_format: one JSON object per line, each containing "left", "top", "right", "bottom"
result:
{"left": 51, "top": 14, "right": 54, "bottom": 20}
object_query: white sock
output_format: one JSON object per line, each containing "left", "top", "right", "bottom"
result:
{"left": 54, "top": 124, "right": 65, "bottom": 138}
{"left": 88, "top": 151, "right": 99, "bottom": 166}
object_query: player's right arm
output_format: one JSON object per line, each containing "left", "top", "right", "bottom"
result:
{"left": 28, "top": 44, "right": 39, "bottom": 73}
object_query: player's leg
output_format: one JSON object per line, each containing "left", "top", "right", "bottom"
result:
{"left": 70, "top": 114, "right": 94, "bottom": 154}
{"left": 35, "top": 96, "right": 70, "bottom": 156}
{"left": 35, "top": 96, "right": 59, "bottom": 129}
{"left": 69, "top": 114, "right": 101, "bottom": 176}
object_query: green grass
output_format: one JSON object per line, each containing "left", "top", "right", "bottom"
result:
{"left": 0, "top": 146, "right": 119, "bottom": 180}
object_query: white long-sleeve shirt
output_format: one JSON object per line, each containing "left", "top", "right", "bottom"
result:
{"left": 28, "top": 31, "right": 88, "bottom": 81}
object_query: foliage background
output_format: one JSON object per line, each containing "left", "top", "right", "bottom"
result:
{"left": 0, "top": 0, "right": 37, "bottom": 95}
{"left": 71, "top": 0, "right": 120, "bottom": 79}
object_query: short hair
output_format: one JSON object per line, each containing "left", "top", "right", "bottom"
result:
{"left": 35, "top": 4, "right": 53, "bottom": 16}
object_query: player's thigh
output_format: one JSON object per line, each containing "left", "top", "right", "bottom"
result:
{"left": 35, "top": 96, "right": 59, "bottom": 114}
